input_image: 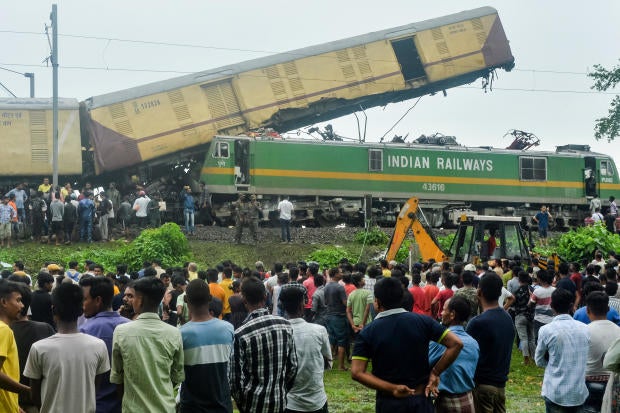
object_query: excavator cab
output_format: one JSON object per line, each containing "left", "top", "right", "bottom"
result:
{"left": 384, "top": 197, "right": 532, "bottom": 265}
{"left": 448, "top": 215, "right": 531, "bottom": 265}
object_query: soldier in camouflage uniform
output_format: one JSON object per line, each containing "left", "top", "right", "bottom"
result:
{"left": 249, "top": 194, "right": 261, "bottom": 239}
{"left": 233, "top": 194, "right": 258, "bottom": 244}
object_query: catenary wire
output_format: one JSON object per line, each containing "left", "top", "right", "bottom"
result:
{"left": 0, "top": 29, "right": 609, "bottom": 76}
{"left": 1, "top": 62, "right": 618, "bottom": 96}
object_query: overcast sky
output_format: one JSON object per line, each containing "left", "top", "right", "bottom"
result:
{"left": 3, "top": 0, "right": 620, "bottom": 165}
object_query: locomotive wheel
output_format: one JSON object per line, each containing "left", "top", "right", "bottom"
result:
{"left": 317, "top": 215, "right": 341, "bottom": 227}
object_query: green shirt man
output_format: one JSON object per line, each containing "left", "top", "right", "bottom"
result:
{"left": 111, "top": 313, "right": 184, "bottom": 412}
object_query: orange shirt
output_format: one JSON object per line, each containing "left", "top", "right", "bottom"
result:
{"left": 8, "top": 201, "right": 17, "bottom": 222}
{"left": 209, "top": 283, "right": 226, "bottom": 319}
{"left": 423, "top": 284, "right": 439, "bottom": 317}
{"left": 344, "top": 284, "right": 357, "bottom": 297}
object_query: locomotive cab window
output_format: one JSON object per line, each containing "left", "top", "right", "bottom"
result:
{"left": 519, "top": 156, "right": 547, "bottom": 181}
{"left": 601, "top": 160, "right": 614, "bottom": 176}
{"left": 213, "top": 142, "right": 229, "bottom": 158}
{"left": 369, "top": 149, "right": 383, "bottom": 171}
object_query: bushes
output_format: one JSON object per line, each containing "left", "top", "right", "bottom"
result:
{"left": 307, "top": 246, "right": 354, "bottom": 270}
{"left": 0, "top": 223, "right": 191, "bottom": 274}
{"left": 437, "top": 233, "right": 455, "bottom": 252}
{"left": 556, "top": 222, "right": 620, "bottom": 263}
{"left": 353, "top": 227, "right": 389, "bottom": 245}
{"left": 394, "top": 239, "right": 415, "bottom": 263}
{"left": 119, "top": 223, "right": 191, "bottom": 270}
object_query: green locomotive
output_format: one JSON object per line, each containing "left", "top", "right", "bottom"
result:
{"left": 200, "top": 135, "right": 620, "bottom": 228}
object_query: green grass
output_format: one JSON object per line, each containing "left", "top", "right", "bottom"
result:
{"left": 320, "top": 345, "right": 545, "bottom": 413}
{"left": 506, "top": 346, "right": 545, "bottom": 413}
{"left": 324, "top": 369, "right": 375, "bottom": 412}
{"left": 295, "top": 352, "right": 545, "bottom": 413}
{"left": 0, "top": 240, "right": 383, "bottom": 274}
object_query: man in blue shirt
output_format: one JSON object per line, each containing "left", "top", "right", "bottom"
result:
{"left": 429, "top": 296, "right": 479, "bottom": 413}
{"left": 79, "top": 276, "right": 129, "bottom": 413}
{"left": 180, "top": 186, "right": 195, "bottom": 235}
{"left": 179, "top": 279, "right": 234, "bottom": 412}
{"left": 574, "top": 282, "right": 620, "bottom": 326}
{"left": 533, "top": 205, "right": 552, "bottom": 247}
{"left": 352, "top": 277, "right": 463, "bottom": 413}
{"left": 536, "top": 288, "right": 590, "bottom": 411}
{"left": 78, "top": 192, "right": 95, "bottom": 243}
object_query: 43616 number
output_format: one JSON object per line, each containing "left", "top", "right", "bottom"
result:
{"left": 422, "top": 183, "right": 445, "bottom": 192}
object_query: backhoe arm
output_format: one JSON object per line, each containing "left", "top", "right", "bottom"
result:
{"left": 385, "top": 197, "right": 448, "bottom": 263}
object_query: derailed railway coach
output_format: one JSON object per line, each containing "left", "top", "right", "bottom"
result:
{"left": 0, "top": 98, "right": 84, "bottom": 182}
{"left": 1, "top": 6, "right": 513, "bottom": 187}
{"left": 82, "top": 6, "right": 513, "bottom": 175}
{"left": 200, "top": 135, "right": 620, "bottom": 228}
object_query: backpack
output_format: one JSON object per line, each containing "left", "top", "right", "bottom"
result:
{"left": 32, "top": 199, "right": 47, "bottom": 213}
{"left": 99, "top": 199, "right": 112, "bottom": 215}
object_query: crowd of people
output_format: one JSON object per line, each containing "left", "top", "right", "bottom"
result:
{"left": 0, "top": 178, "right": 303, "bottom": 247}
{"left": 0, "top": 179, "right": 221, "bottom": 247}
{"left": 589, "top": 195, "right": 620, "bottom": 234}
{"left": 0, "top": 250, "right": 620, "bottom": 412}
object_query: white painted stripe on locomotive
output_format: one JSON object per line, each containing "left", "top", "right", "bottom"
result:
{"left": 208, "top": 185, "right": 586, "bottom": 206}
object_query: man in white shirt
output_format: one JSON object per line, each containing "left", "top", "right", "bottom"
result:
{"left": 132, "top": 191, "right": 150, "bottom": 228}
{"left": 591, "top": 208, "right": 604, "bottom": 223}
{"left": 24, "top": 283, "right": 109, "bottom": 413}
{"left": 279, "top": 283, "right": 332, "bottom": 412}
{"left": 585, "top": 291, "right": 620, "bottom": 411}
{"left": 277, "top": 196, "right": 294, "bottom": 243}
{"left": 590, "top": 194, "right": 602, "bottom": 215}
{"left": 609, "top": 196, "right": 618, "bottom": 217}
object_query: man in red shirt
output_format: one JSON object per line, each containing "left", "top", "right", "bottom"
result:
{"left": 431, "top": 273, "right": 456, "bottom": 321}
{"left": 569, "top": 262, "right": 583, "bottom": 310}
{"left": 424, "top": 271, "right": 440, "bottom": 318}
{"left": 408, "top": 272, "right": 428, "bottom": 315}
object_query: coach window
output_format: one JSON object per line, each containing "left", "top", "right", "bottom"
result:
{"left": 520, "top": 156, "right": 547, "bottom": 181}
{"left": 369, "top": 149, "right": 383, "bottom": 171}
{"left": 214, "top": 142, "right": 229, "bottom": 158}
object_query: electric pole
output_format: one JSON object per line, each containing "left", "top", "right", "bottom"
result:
{"left": 51, "top": 4, "right": 59, "bottom": 189}
{"left": 24, "top": 73, "right": 34, "bottom": 97}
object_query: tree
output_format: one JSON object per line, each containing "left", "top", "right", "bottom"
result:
{"left": 589, "top": 61, "right": 620, "bottom": 142}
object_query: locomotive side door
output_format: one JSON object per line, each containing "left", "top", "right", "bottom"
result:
{"left": 584, "top": 156, "right": 597, "bottom": 197}
{"left": 234, "top": 139, "right": 250, "bottom": 190}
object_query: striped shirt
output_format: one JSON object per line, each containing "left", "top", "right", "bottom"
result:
{"left": 530, "top": 286, "right": 555, "bottom": 324}
{"left": 229, "top": 308, "right": 297, "bottom": 413}
{"left": 180, "top": 318, "right": 234, "bottom": 412}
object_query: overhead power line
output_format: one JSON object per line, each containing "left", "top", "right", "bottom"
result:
{"left": 1, "top": 61, "right": 617, "bottom": 96}
{"left": 0, "top": 66, "right": 28, "bottom": 76}
{"left": 0, "top": 29, "right": 604, "bottom": 76}
{"left": 0, "top": 81, "right": 17, "bottom": 97}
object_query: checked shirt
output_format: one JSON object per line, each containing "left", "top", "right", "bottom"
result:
{"left": 229, "top": 308, "right": 298, "bottom": 413}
